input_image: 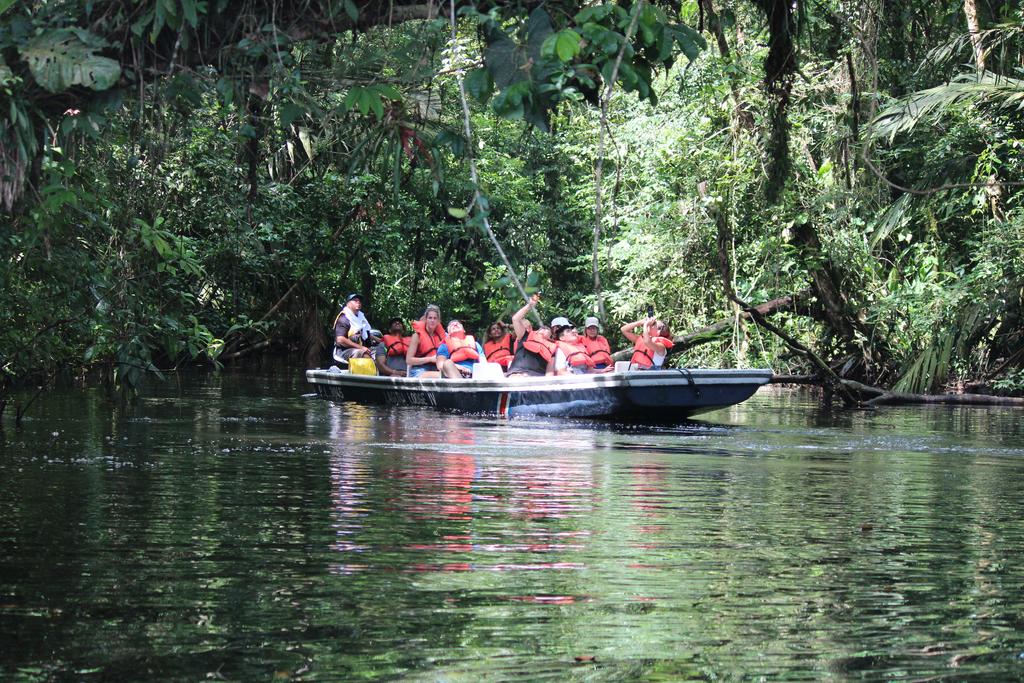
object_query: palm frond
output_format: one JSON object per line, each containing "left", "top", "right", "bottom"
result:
{"left": 922, "top": 23, "right": 1024, "bottom": 70}
{"left": 894, "top": 302, "right": 996, "bottom": 393}
{"left": 871, "top": 72, "right": 1024, "bottom": 142}
{"left": 870, "top": 194, "right": 913, "bottom": 249}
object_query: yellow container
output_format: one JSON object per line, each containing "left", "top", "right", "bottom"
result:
{"left": 348, "top": 357, "right": 378, "bottom": 376}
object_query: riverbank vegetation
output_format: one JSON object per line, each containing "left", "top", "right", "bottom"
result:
{"left": 2, "top": 0, "right": 1023, "bottom": 415}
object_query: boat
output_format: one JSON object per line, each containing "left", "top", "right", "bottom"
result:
{"left": 305, "top": 366, "right": 773, "bottom": 419}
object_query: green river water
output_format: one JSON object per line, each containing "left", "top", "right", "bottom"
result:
{"left": 2, "top": 366, "right": 1024, "bottom": 681}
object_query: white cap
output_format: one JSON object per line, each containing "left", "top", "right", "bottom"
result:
{"left": 584, "top": 316, "right": 600, "bottom": 330}
{"left": 550, "top": 316, "right": 572, "bottom": 328}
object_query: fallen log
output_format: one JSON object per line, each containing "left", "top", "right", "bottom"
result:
{"left": 841, "top": 379, "right": 1024, "bottom": 407}
{"left": 774, "top": 375, "right": 1024, "bottom": 406}
{"left": 769, "top": 374, "right": 819, "bottom": 385}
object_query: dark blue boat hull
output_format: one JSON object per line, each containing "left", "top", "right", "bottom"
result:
{"left": 306, "top": 368, "right": 772, "bottom": 419}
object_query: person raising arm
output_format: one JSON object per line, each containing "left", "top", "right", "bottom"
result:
{"left": 621, "top": 317, "right": 674, "bottom": 370}
{"left": 506, "top": 294, "right": 555, "bottom": 376}
{"left": 511, "top": 292, "right": 541, "bottom": 341}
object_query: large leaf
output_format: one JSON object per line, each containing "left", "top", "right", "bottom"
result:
{"left": 22, "top": 29, "right": 121, "bottom": 93}
{"left": 525, "top": 8, "right": 555, "bottom": 63}
{"left": 666, "top": 24, "right": 706, "bottom": 62}
{"left": 484, "top": 27, "right": 527, "bottom": 90}
{"left": 464, "top": 68, "right": 493, "bottom": 102}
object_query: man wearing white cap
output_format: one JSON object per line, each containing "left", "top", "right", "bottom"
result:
{"left": 580, "top": 316, "right": 613, "bottom": 370}
{"left": 332, "top": 293, "right": 371, "bottom": 365}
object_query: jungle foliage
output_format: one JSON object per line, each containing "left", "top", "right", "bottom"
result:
{"left": 2, "top": 0, "right": 1024, "bottom": 414}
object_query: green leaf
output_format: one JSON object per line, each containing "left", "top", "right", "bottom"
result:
{"left": 525, "top": 8, "right": 555, "bottom": 63}
{"left": 435, "top": 130, "right": 465, "bottom": 156}
{"left": 464, "top": 68, "right": 493, "bottom": 102}
{"left": 369, "top": 93, "right": 384, "bottom": 120}
{"left": 22, "top": 29, "right": 121, "bottom": 93}
{"left": 555, "top": 30, "right": 582, "bottom": 62}
{"left": 343, "top": 87, "right": 362, "bottom": 112}
{"left": 484, "top": 26, "right": 526, "bottom": 90}
{"left": 667, "top": 24, "right": 706, "bottom": 62}
{"left": 216, "top": 77, "right": 235, "bottom": 106}
{"left": 375, "top": 84, "right": 402, "bottom": 101}
{"left": 575, "top": 5, "right": 613, "bottom": 23}
{"left": 0, "top": 0, "right": 17, "bottom": 16}
{"left": 279, "top": 101, "right": 304, "bottom": 127}
{"left": 344, "top": 0, "right": 358, "bottom": 22}
{"left": 447, "top": 207, "right": 468, "bottom": 219}
{"left": 181, "top": 0, "right": 199, "bottom": 27}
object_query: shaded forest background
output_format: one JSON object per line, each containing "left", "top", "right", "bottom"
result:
{"left": 3, "top": 0, "right": 1024, "bottom": 414}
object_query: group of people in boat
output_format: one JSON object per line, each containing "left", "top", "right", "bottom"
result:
{"left": 332, "top": 292, "right": 674, "bottom": 378}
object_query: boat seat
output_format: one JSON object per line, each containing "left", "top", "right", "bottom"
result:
{"left": 471, "top": 362, "right": 505, "bottom": 380}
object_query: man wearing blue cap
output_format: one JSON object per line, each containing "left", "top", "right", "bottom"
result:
{"left": 332, "top": 293, "right": 371, "bottom": 365}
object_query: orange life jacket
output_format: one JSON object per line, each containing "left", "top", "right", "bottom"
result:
{"left": 557, "top": 340, "right": 595, "bottom": 368}
{"left": 447, "top": 333, "right": 480, "bottom": 363}
{"left": 484, "top": 334, "right": 515, "bottom": 368}
{"left": 521, "top": 331, "right": 556, "bottom": 362}
{"left": 381, "top": 334, "right": 410, "bottom": 357}
{"left": 411, "top": 320, "right": 447, "bottom": 358}
{"left": 631, "top": 335, "right": 675, "bottom": 368}
{"left": 580, "top": 334, "right": 612, "bottom": 366}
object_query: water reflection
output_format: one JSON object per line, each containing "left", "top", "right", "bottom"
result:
{"left": 1, "top": 373, "right": 1024, "bottom": 680}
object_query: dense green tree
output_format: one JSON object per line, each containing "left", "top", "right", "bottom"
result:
{"left": 2, "top": 0, "right": 1024, "bottom": 418}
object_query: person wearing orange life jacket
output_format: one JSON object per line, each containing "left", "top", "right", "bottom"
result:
{"left": 580, "top": 316, "right": 614, "bottom": 370}
{"left": 621, "top": 316, "right": 675, "bottom": 370}
{"left": 405, "top": 304, "right": 447, "bottom": 378}
{"left": 506, "top": 293, "right": 555, "bottom": 376}
{"left": 551, "top": 319, "right": 598, "bottom": 375}
{"left": 483, "top": 321, "right": 515, "bottom": 369}
{"left": 435, "top": 320, "right": 485, "bottom": 378}
{"left": 373, "top": 317, "right": 411, "bottom": 376}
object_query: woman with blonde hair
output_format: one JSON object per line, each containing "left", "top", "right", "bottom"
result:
{"left": 406, "top": 304, "right": 447, "bottom": 378}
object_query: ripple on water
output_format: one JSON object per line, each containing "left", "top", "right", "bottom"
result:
{"left": 2, "top": 380, "right": 1024, "bottom": 680}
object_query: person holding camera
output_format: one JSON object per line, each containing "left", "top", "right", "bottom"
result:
{"left": 621, "top": 312, "right": 674, "bottom": 370}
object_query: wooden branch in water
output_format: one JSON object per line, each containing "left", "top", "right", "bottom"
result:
{"left": 219, "top": 339, "right": 272, "bottom": 361}
{"left": 842, "top": 379, "right": 1024, "bottom": 407}
{"left": 775, "top": 375, "right": 1024, "bottom": 406}
{"left": 770, "top": 374, "right": 819, "bottom": 385}
{"left": 730, "top": 293, "right": 859, "bottom": 406}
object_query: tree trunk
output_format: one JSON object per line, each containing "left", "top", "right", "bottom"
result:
{"left": 791, "top": 220, "right": 856, "bottom": 341}
{"left": 964, "top": 0, "right": 985, "bottom": 73}
{"left": 700, "top": 0, "right": 754, "bottom": 130}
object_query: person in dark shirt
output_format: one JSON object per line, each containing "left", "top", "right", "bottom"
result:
{"left": 333, "top": 293, "right": 372, "bottom": 365}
